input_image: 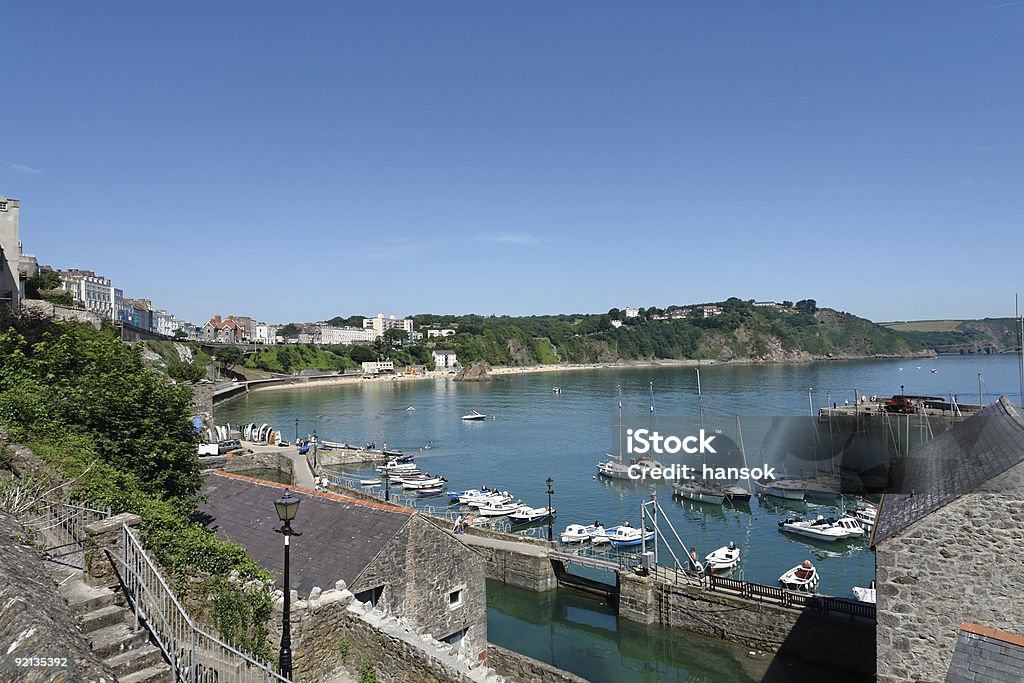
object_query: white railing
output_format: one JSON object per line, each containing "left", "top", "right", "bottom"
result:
{"left": 23, "top": 500, "right": 111, "bottom": 569}
{"left": 120, "top": 524, "right": 290, "bottom": 683}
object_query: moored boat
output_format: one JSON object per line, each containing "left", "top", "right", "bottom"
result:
{"left": 461, "top": 410, "right": 487, "bottom": 421}
{"left": 509, "top": 505, "right": 555, "bottom": 524}
{"left": 559, "top": 522, "right": 605, "bottom": 544}
{"left": 779, "top": 560, "right": 819, "bottom": 592}
{"left": 476, "top": 499, "right": 520, "bottom": 517}
{"left": 853, "top": 581, "right": 876, "bottom": 603}
{"left": 778, "top": 514, "right": 863, "bottom": 543}
{"left": 672, "top": 481, "right": 725, "bottom": 505}
{"left": 603, "top": 525, "right": 656, "bottom": 548}
{"left": 359, "top": 478, "right": 382, "bottom": 487}
{"left": 704, "top": 542, "right": 741, "bottom": 573}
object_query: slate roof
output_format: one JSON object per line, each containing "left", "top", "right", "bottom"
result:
{"left": 871, "top": 397, "right": 1024, "bottom": 545}
{"left": 196, "top": 472, "right": 412, "bottom": 595}
{"left": 945, "top": 623, "right": 1024, "bottom": 682}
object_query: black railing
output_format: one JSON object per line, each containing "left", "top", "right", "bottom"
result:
{"left": 707, "top": 574, "right": 875, "bottom": 619}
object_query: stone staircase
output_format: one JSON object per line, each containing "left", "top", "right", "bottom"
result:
{"left": 55, "top": 568, "right": 173, "bottom": 683}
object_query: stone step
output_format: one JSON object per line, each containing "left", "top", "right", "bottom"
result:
{"left": 87, "top": 622, "right": 149, "bottom": 659}
{"left": 104, "top": 643, "right": 165, "bottom": 678}
{"left": 80, "top": 604, "right": 127, "bottom": 634}
{"left": 118, "top": 663, "right": 174, "bottom": 683}
{"left": 59, "top": 576, "right": 118, "bottom": 614}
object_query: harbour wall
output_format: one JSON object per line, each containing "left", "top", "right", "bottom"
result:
{"left": 618, "top": 572, "right": 875, "bottom": 675}
{"left": 486, "top": 644, "right": 589, "bottom": 683}
{"left": 199, "top": 451, "right": 294, "bottom": 484}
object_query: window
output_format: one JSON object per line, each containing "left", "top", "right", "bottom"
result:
{"left": 0, "top": 201, "right": 7, "bottom": 211}
{"left": 448, "top": 588, "right": 463, "bottom": 609}
{"left": 354, "top": 585, "right": 383, "bottom": 607}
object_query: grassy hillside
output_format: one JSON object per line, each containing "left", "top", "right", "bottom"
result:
{"left": 883, "top": 318, "right": 1022, "bottom": 354}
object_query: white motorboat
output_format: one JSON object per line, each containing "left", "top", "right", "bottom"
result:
{"left": 476, "top": 499, "right": 520, "bottom": 517}
{"left": 853, "top": 581, "right": 876, "bottom": 603}
{"left": 376, "top": 461, "right": 418, "bottom": 472}
{"left": 456, "top": 489, "right": 486, "bottom": 505}
{"left": 778, "top": 515, "right": 863, "bottom": 543}
{"left": 779, "top": 561, "right": 819, "bottom": 592}
{"left": 461, "top": 410, "right": 487, "bottom": 421}
{"left": 359, "top": 478, "right": 382, "bottom": 487}
{"left": 559, "top": 523, "right": 605, "bottom": 544}
{"left": 399, "top": 476, "right": 446, "bottom": 490}
{"left": 854, "top": 504, "right": 877, "bottom": 531}
{"left": 509, "top": 505, "right": 555, "bottom": 524}
{"left": 704, "top": 542, "right": 741, "bottom": 573}
{"left": 406, "top": 406, "right": 416, "bottom": 411}
{"left": 466, "top": 492, "right": 514, "bottom": 508}
{"left": 602, "top": 525, "right": 656, "bottom": 548}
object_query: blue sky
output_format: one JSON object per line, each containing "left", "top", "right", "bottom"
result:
{"left": 2, "top": 2, "right": 1022, "bottom": 324}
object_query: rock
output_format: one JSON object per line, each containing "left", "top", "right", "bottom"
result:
{"left": 454, "top": 361, "right": 492, "bottom": 382}
{"left": 309, "top": 586, "right": 322, "bottom": 601}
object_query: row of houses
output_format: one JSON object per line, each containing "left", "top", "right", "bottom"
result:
{"left": 58, "top": 268, "right": 189, "bottom": 336}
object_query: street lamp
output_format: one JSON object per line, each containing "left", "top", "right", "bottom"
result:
{"left": 546, "top": 477, "right": 554, "bottom": 542}
{"left": 274, "top": 490, "right": 300, "bottom": 679}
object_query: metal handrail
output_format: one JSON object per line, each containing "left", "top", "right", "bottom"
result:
{"left": 24, "top": 500, "right": 111, "bottom": 569}
{"left": 120, "top": 524, "right": 290, "bottom": 683}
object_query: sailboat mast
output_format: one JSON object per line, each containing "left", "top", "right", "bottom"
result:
{"left": 1018, "top": 293, "right": 1024, "bottom": 409}
{"left": 696, "top": 369, "right": 706, "bottom": 430}
{"left": 617, "top": 385, "right": 623, "bottom": 463}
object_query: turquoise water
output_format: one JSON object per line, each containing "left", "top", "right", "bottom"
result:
{"left": 216, "top": 354, "right": 1021, "bottom": 681}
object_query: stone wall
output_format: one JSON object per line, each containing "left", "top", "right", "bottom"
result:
{"left": 200, "top": 451, "right": 294, "bottom": 484}
{"left": 351, "top": 514, "right": 489, "bottom": 661}
{"left": 0, "top": 511, "right": 115, "bottom": 683}
{"left": 618, "top": 571, "right": 875, "bottom": 676}
{"left": 271, "top": 581, "right": 500, "bottom": 683}
{"left": 876, "top": 488, "right": 1024, "bottom": 682}
{"left": 486, "top": 644, "right": 589, "bottom": 683}
{"left": 466, "top": 540, "right": 557, "bottom": 593}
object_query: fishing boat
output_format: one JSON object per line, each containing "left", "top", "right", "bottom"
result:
{"left": 778, "top": 514, "right": 864, "bottom": 542}
{"left": 704, "top": 542, "right": 741, "bottom": 573}
{"left": 672, "top": 481, "right": 725, "bottom": 505}
{"left": 603, "top": 525, "right": 656, "bottom": 548}
{"left": 509, "top": 505, "right": 555, "bottom": 524}
{"left": 779, "top": 560, "right": 819, "bottom": 592}
{"left": 476, "top": 499, "right": 520, "bottom": 517}
{"left": 461, "top": 410, "right": 487, "bottom": 421}
{"left": 559, "top": 523, "right": 605, "bottom": 544}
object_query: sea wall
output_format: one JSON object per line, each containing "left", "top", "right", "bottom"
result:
{"left": 466, "top": 541, "right": 557, "bottom": 593}
{"left": 618, "top": 572, "right": 875, "bottom": 676}
{"left": 199, "top": 451, "right": 294, "bottom": 484}
{"left": 486, "top": 644, "right": 589, "bottom": 683}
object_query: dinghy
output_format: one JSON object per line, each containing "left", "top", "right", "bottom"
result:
{"left": 704, "top": 542, "right": 741, "bottom": 573}
{"left": 779, "top": 560, "right": 819, "bottom": 592}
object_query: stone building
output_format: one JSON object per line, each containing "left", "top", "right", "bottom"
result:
{"left": 871, "top": 396, "right": 1024, "bottom": 682}
{"left": 197, "top": 471, "right": 487, "bottom": 661}
{"left": 0, "top": 195, "right": 22, "bottom": 311}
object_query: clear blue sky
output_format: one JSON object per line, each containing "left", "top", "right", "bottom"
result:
{"left": 3, "top": 2, "right": 1022, "bottom": 324}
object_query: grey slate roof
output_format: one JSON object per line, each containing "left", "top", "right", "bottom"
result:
{"left": 871, "top": 397, "right": 1024, "bottom": 545}
{"left": 945, "top": 624, "right": 1024, "bottom": 682}
{"left": 196, "top": 472, "right": 411, "bottom": 594}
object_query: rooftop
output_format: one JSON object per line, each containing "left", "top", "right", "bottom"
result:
{"left": 196, "top": 471, "right": 412, "bottom": 594}
{"left": 871, "top": 397, "right": 1024, "bottom": 545}
{"left": 945, "top": 623, "right": 1024, "bottom": 683}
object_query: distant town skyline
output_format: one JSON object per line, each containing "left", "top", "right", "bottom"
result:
{"left": 3, "top": 3, "right": 1022, "bottom": 323}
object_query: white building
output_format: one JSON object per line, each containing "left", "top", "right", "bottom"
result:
{"left": 362, "top": 360, "right": 394, "bottom": 374}
{"left": 610, "top": 319, "right": 623, "bottom": 328}
{"left": 702, "top": 305, "right": 723, "bottom": 318}
{"left": 753, "top": 301, "right": 777, "bottom": 308}
{"left": 0, "top": 195, "right": 21, "bottom": 311}
{"left": 624, "top": 307, "right": 640, "bottom": 318}
{"left": 317, "top": 324, "right": 376, "bottom": 345}
{"left": 152, "top": 308, "right": 175, "bottom": 337}
{"left": 432, "top": 349, "right": 458, "bottom": 369}
{"left": 363, "top": 313, "right": 414, "bottom": 340}
{"left": 254, "top": 323, "right": 280, "bottom": 345}
{"left": 60, "top": 269, "right": 122, "bottom": 321}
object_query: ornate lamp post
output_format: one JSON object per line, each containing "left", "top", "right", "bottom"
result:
{"left": 546, "top": 477, "right": 554, "bottom": 542}
{"left": 274, "top": 490, "right": 300, "bottom": 679}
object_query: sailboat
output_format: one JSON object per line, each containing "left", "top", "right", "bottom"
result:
{"left": 597, "top": 385, "right": 632, "bottom": 479}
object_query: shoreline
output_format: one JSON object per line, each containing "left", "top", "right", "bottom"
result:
{"left": 214, "top": 351, "right": 936, "bottom": 408}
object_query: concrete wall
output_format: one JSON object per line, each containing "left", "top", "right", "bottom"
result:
{"left": 876, "top": 486, "right": 1024, "bottom": 682}
{"left": 272, "top": 582, "right": 499, "bottom": 683}
{"left": 486, "top": 644, "right": 589, "bottom": 683}
{"left": 352, "top": 515, "right": 489, "bottom": 662}
{"left": 618, "top": 572, "right": 875, "bottom": 676}
{"left": 0, "top": 196, "right": 19, "bottom": 310}
{"left": 468, "top": 541, "right": 557, "bottom": 593}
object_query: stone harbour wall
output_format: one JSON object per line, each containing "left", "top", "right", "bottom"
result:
{"left": 486, "top": 645, "right": 589, "bottom": 683}
{"left": 618, "top": 571, "right": 875, "bottom": 677}
{"left": 470, "top": 543, "right": 557, "bottom": 593}
{"left": 876, "top": 490, "right": 1024, "bottom": 683}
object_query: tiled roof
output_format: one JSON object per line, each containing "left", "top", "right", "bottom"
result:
{"left": 871, "top": 397, "right": 1024, "bottom": 545}
{"left": 196, "top": 472, "right": 412, "bottom": 594}
{"left": 945, "top": 623, "right": 1024, "bottom": 682}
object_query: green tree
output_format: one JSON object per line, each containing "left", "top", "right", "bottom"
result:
{"left": 383, "top": 328, "right": 407, "bottom": 348}
{"left": 278, "top": 323, "right": 300, "bottom": 337}
{"left": 215, "top": 346, "right": 244, "bottom": 373}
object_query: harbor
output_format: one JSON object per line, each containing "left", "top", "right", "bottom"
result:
{"left": 214, "top": 353, "right": 1024, "bottom": 681}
